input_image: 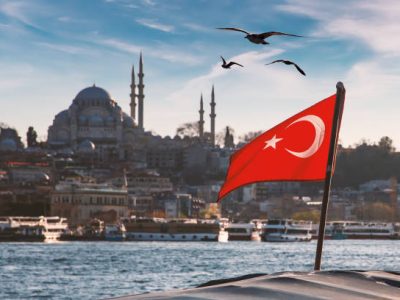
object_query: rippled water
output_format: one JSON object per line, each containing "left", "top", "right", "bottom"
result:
{"left": 0, "top": 240, "right": 399, "bottom": 299}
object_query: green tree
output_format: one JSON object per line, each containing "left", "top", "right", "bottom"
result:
{"left": 359, "top": 202, "right": 394, "bottom": 222}
{"left": 292, "top": 210, "right": 320, "bottom": 223}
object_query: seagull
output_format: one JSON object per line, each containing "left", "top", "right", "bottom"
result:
{"left": 217, "top": 27, "right": 302, "bottom": 45}
{"left": 220, "top": 56, "right": 243, "bottom": 69}
{"left": 265, "top": 59, "right": 306, "bottom": 76}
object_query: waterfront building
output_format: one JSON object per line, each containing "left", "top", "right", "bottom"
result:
{"left": 126, "top": 171, "right": 173, "bottom": 195}
{"left": 50, "top": 180, "right": 131, "bottom": 225}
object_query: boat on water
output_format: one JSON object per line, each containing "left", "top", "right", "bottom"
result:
{"left": 331, "top": 221, "right": 398, "bottom": 240}
{"left": 104, "top": 223, "right": 126, "bottom": 241}
{"left": 0, "top": 216, "right": 68, "bottom": 242}
{"left": 262, "top": 219, "right": 312, "bottom": 242}
{"left": 225, "top": 222, "right": 261, "bottom": 241}
{"left": 123, "top": 217, "right": 228, "bottom": 242}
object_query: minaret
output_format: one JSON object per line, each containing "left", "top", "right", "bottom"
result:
{"left": 210, "top": 85, "right": 216, "bottom": 147}
{"left": 137, "top": 52, "right": 145, "bottom": 129}
{"left": 198, "top": 94, "right": 204, "bottom": 139}
{"left": 130, "top": 65, "right": 136, "bottom": 120}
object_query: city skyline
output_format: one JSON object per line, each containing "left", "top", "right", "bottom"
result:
{"left": 1, "top": 0, "right": 400, "bottom": 147}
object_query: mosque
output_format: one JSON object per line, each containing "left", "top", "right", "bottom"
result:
{"left": 47, "top": 54, "right": 218, "bottom": 163}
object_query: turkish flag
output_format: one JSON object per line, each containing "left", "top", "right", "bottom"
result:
{"left": 218, "top": 94, "right": 343, "bottom": 201}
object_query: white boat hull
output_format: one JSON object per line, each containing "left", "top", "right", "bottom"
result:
{"left": 265, "top": 234, "right": 312, "bottom": 242}
{"left": 126, "top": 231, "right": 228, "bottom": 242}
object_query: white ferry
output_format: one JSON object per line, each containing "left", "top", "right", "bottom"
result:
{"left": 262, "top": 219, "right": 312, "bottom": 242}
{"left": 124, "top": 218, "right": 228, "bottom": 242}
{"left": 0, "top": 216, "right": 68, "bottom": 242}
{"left": 330, "top": 221, "right": 398, "bottom": 239}
{"left": 225, "top": 223, "right": 261, "bottom": 241}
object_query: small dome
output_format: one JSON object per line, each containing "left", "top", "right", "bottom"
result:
{"left": 74, "top": 85, "right": 112, "bottom": 102}
{"left": 54, "top": 110, "right": 69, "bottom": 125}
{"left": 0, "top": 138, "right": 17, "bottom": 152}
{"left": 88, "top": 115, "right": 104, "bottom": 127}
{"left": 123, "top": 114, "right": 135, "bottom": 128}
{"left": 35, "top": 172, "right": 50, "bottom": 182}
{"left": 78, "top": 140, "right": 95, "bottom": 153}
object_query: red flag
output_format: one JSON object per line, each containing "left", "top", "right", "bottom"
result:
{"left": 218, "top": 94, "right": 343, "bottom": 201}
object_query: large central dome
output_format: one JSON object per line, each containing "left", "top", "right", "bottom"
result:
{"left": 74, "top": 85, "right": 112, "bottom": 101}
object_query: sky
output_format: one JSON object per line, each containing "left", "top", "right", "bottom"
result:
{"left": 0, "top": 0, "right": 399, "bottom": 147}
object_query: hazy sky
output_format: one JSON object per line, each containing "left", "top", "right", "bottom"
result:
{"left": 0, "top": 0, "right": 399, "bottom": 147}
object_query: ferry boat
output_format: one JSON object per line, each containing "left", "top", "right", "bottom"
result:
{"left": 331, "top": 221, "right": 398, "bottom": 239}
{"left": 262, "top": 219, "right": 312, "bottom": 242}
{"left": 124, "top": 218, "right": 228, "bottom": 242}
{"left": 225, "top": 223, "right": 261, "bottom": 241}
{"left": 0, "top": 216, "right": 68, "bottom": 242}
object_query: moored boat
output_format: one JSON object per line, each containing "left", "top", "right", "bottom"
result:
{"left": 262, "top": 219, "right": 312, "bottom": 242}
{"left": 0, "top": 216, "right": 68, "bottom": 242}
{"left": 225, "top": 222, "right": 261, "bottom": 241}
{"left": 332, "top": 221, "right": 398, "bottom": 239}
{"left": 124, "top": 218, "right": 228, "bottom": 242}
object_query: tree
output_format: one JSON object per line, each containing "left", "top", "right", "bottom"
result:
{"left": 176, "top": 122, "right": 199, "bottom": 138}
{"left": 333, "top": 136, "right": 400, "bottom": 188}
{"left": 27, "top": 126, "right": 38, "bottom": 147}
{"left": 378, "top": 136, "right": 395, "bottom": 153}
{"left": 292, "top": 210, "right": 320, "bottom": 223}
{"left": 359, "top": 202, "right": 394, "bottom": 222}
{"left": 216, "top": 126, "right": 235, "bottom": 146}
{"left": 239, "top": 130, "right": 263, "bottom": 143}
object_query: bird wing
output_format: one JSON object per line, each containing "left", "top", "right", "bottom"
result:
{"left": 227, "top": 61, "right": 244, "bottom": 68}
{"left": 265, "top": 60, "right": 284, "bottom": 66}
{"left": 217, "top": 27, "right": 250, "bottom": 35}
{"left": 220, "top": 56, "right": 227, "bottom": 64}
{"left": 259, "top": 31, "right": 302, "bottom": 39}
{"left": 293, "top": 63, "right": 306, "bottom": 76}
{"left": 265, "top": 59, "right": 306, "bottom": 75}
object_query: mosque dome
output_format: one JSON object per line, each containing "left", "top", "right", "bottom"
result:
{"left": 123, "top": 114, "right": 135, "bottom": 128}
{"left": 78, "top": 140, "right": 96, "bottom": 153}
{"left": 105, "top": 115, "right": 115, "bottom": 126}
{"left": 54, "top": 110, "right": 69, "bottom": 125}
{"left": 88, "top": 115, "right": 104, "bottom": 127}
{"left": 0, "top": 138, "right": 17, "bottom": 152}
{"left": 74, "top": 85, "right": 112, "bottom": 103}
{"left": 78, "top": 115, "right": 87, "bottom": 125}
{"left": 35, "top": 172, "right": 50, "bottom": 182}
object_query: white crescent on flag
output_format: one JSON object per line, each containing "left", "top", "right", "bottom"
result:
{"left": 285, "top": 115, "right": 325, "bottom": 158}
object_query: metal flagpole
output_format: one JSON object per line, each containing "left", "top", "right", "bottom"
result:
{"left": 314, "top": 82, "right": 346, "bottom": 271}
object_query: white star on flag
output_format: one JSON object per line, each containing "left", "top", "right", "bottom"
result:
{"left": 263, "top": 134, "right": 283, "bottom": 150}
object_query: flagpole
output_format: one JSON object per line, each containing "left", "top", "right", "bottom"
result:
{"left": 314, "top": 82, "right": 346, "bottom": 271}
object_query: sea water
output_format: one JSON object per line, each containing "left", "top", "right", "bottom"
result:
{"left": 0, "top": 240, "right": 399, "bottom": 299}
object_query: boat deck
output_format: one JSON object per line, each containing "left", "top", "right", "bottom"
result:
{"left": 110, "top": 270, "right": 400, "bottom": 299}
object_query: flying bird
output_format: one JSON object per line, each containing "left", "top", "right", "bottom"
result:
{"left": 265, "top": 60, "right": 306, "bottom": 76}
{"left": 217, "top": 27, "right": 302, "bottom": 45}
{"left": 220, "top": 56, "right": 243, "bottom": 69}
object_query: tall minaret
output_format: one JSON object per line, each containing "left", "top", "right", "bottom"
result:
{"left": 137, "top": 52, "right": 145, "bottom": 129}
{"left": 198, "top": 94, "right": 204, "bottom": 139}
{"left": 210, "top": 85, "right": 216, "bottom": 147}
{"left": 130, "top": 65, "right": 136, "bottom": 120}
